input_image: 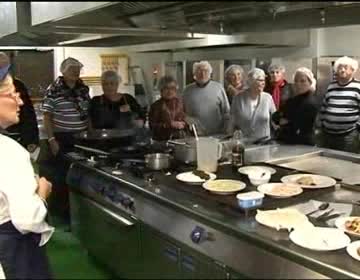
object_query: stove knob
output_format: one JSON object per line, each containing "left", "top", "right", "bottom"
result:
{"left": 190, "top": 226, "right": 208, "bottom": 244}
{"left": 122, "top": 197, "right": 134, "bottom": 209}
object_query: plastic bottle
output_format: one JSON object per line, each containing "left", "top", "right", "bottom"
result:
{"left": 232, "top": 130, "right": 245, "bottom": 171}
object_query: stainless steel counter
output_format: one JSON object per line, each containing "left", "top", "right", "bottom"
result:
{"left": 66, "top": 144, "right": 360, "bottom": 279}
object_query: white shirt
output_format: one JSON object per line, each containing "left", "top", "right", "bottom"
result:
{"left": 0, "top": 134, "right": 54, "bottom": 246}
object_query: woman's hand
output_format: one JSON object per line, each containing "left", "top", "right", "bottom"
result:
{"left": 36, "top": 177, "right": 52, "bottom": 201}
{"left": 49, "top": 139, "right": 60, "bottom": 156}
{"left": 279, "top": 118, "right": 289, "bottom": 126}
{"left": 171, "top": 121, "right": 186, "bottom": 129}
{"left": 119, "top": 104, "right": 131, "bottom": 112}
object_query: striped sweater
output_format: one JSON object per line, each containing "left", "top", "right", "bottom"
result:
{"left": 319, "top": 79, "right": 360, "bottom": 134}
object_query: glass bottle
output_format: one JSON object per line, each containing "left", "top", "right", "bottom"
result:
{"left": 232, "top": 130, "right": 245, "bottom": 171}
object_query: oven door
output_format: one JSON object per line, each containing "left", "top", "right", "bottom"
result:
{"left": 70, "top": 192, "right": 142, "bottom": 278}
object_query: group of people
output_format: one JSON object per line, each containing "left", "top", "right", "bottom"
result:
{"left": 0, "top": 51, "right": 359, "bottom": 278}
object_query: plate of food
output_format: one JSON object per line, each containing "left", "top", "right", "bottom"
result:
{"left": 203, "top": 179, "right": 246, "bottom": 195}
{"left": 335, "top": 216, "right": 360, "bottom": 237}
{"left": 346, "top": 240, "right": 360, "bottom": 261}
{"left": 257, "top": 183, "right": 303, "bottom": 198}
{"left": 281, "top": 174, "right": 336, "bottom": 189}
{"left": 255, "top": 208, "right": 313, "bottom": 231}
{"left": 289, "top": 226, "right": 351, "bottom": 251}
{"left": 176, "top": 170, "right": 216, "bottom": 185}
{"left": 238, "top": 165, "right": 276, "bottom": 175}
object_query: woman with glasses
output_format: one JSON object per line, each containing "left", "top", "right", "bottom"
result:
{"left": 228, "top": 68, "right": 276, "bottom": 141}
{"left": 149, "top": 75, "right": 188, "bottom": 141}
{"left": 0, "top": 73, "right": 53, "bottom": 279}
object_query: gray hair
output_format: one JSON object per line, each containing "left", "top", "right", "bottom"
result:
{"left": 224, "top": 65, "right": 245, "bottom": 82}
{"left": 101, "top": 70, "right": 122, "bottom": 84}
{"left": 294, "top": 67, "right": 317, "bottom": 93}
{"left": 192, "top": 61, "right": 213, "bottom": 75}
{"left": 158, "top": 75, "right": 178, "bottom": 91}
{"left": 248, "top": 68, "right": 266, "bottom": 85}
{"left": 60, "top": 57, "right": 83, "bottom": 74}
{"left": 268, "top": 63, "right": 286, "bottom": 73}
{"left": 334, "top": 56, "right": 359, "bottom": 73}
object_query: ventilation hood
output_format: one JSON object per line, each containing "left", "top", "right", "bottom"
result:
{"left": 0, "top": 2, "right": 360, "bottom": 50}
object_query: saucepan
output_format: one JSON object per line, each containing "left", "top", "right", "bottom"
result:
{"left": 167, "top": 138, "right": 197, "bottom": 164}
{"left": 144, "top": 153, "right": 172, "bottom": 170}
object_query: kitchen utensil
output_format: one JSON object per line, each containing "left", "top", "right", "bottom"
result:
{"left": 257, "top": 183, "right": 303, "bottom": 198}
{"left": 248, "top": 171, "right": 271, "bottom": 186}
{"left": 176, "top": 171, "right": 216, "bottom": 185}
{"left": 281, "top": 174, "right": 337, "bottom": 189}
{"left": 238, "top": 166, "right": 276, "bottom": 175}
{"left": 144, "top": 153, "right": 172, "bottom": 170}
{"left": 167, "top": 138, "right": 197, "bottom": 164}
{"left": 196, "top": 137, "right": 222, "bottom": 173}
{"left": 289, "top": 227, "right": 351, "bottom": 251}
{"left": 305, "top": 202, "right": 330, "bottom": 216}
{"left": 237, "top": 191, "right": 264, "bottom": 209}
{"left": 202, "top": 179, "right": 246, "bottom": 195}
{"left": 318, "top": 212, "right": 344, "bottom": 222}
{"left": 315, "top": 208, "right": 334, "bottom": 220}
{"left": 192, "top": 124, "right": 199, "bottom": 141}
{"left": 346, "top": 241, "right": 360, "bottom": 261}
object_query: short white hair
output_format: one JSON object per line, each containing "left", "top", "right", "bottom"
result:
{"left": 60, "top": 57, "right": 83, "bottom": 74}
{"left": 294, "top": 67, "right": 317, "bottom": 93}
{"left": 334, "top": 56, "right": 358, "bottom": 72}
{"left": 101, "top": 70, "right": 122, "bottom": 84}
{"left": 268, "top": 63, "right": 286, "bottom": 73}
{"left": 248, "top": 68, "right": 265, "bottom": 85}
{"left": 224, "top": 65, "right": 245, "bottom": 82}
{"left": 192, "top": 61, "right": 213, "bottom": 75}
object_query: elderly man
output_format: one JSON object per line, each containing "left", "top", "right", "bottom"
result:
{"left": 319, "top": 56, "right": 360, "bottom": 153}
{"left": 0, "top": 52, "right": 39, "bottom": 154}
{"left": 264, "top": 63, "right": 294, "bottom": 110}
{"left": 182, "top": 61, "right": 230, "bottom": 136}
{"left": 41, "top": 57, "right": 90, "bottom": 227}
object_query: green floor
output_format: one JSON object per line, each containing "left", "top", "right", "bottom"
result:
{"left": 46, "top": 218, "right": 115, "bottom": 279}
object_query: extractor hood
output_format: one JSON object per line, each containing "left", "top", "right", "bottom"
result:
{"left": 0, "top": 2, "right": 360, "bottom": 49}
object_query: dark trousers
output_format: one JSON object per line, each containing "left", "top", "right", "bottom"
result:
{"left": 320, "top": 129, "right": 359, "bottom": 153}
{"left": 0, "top": 221, "right": 52, "bottom": 279}
{"left": 39, "top": 132, "right": 76, "bottom": 223}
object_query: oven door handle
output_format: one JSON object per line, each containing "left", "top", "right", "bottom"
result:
{"left": 88, "top": 198, "right": 136, "bottom": 227}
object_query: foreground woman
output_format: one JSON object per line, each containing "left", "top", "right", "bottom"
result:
{"left": 0, "top": 74, "right": 54, "bottom": 278}
{"left": 272, "top": 67, "right": 319, "bottom": 145}
{"left": 149, "top": 75, "right": 187, "bottom": 141}
{"left": 229, "top": 68, "right": 276, "bottom": 140}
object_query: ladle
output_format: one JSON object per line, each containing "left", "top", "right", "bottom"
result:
{"left": 305, "top": 202, "right": 330, "bottom": 216}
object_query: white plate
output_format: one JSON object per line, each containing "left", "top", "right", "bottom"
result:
{"left": 289, "top": 227, "right": 351, "bottom": 251}
{"left": 203, "top": 179, "right": 246, "bottom": 195}
{"left": 238, "top": 166, "right": 276, "bottom": 175}
{"left": 335, "top": 216, "right": 360, "bottom": 237}
{"left": 257, "top": 183, "right": 303, "bottom": 198}
{"left": 346, "top": 241, "right": 360, "bottom": 261}
{"left": 176, "top": 171, "right": 216, "bottom": 185}
{"left": 255, "top": 208, "right": 312, "bottom": 231}
{"left": 281, "top": 174, "right": 336, "bottom": 189}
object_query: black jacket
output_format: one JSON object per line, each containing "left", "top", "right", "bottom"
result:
{"left": 5, "top": 78, "right": 39, "bottom": 147}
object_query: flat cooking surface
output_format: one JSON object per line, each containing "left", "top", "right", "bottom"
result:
{"left": 278, "top": 156, "right": 360, "bottom": 185}
{"left": 150, "top": 163, "right": 337, "bottom": 212}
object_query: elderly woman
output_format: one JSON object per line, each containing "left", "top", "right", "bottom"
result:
{"left": 264, "top": 63, "right": 294, "bottom": 110}
{"left": 149, "top": 75, "right": 187, "bottom": 141}
{"left": 224, "top": 64, "right": 246, "bottom": 104}
{"left": 319, "top": 56, "right": 360, "bottom": 153}
{"left": 229, "top": 68, "right": 276, "bottom": 140}
{"left": 0, "top": 74, "right": 53, "bottom": 278}
{"left": 182, "top": 61, "right": 230, "bottom": 135}
{"left": 272, "top": 67, "right": 319, "bottom": 145}
{"left": 89, "top": 70, "right": 145, "bottom": 130}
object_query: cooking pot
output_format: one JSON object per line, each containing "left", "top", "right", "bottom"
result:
{"left": 144, "top": 153, "right": 172, "bottom": 170}
{"left": 74, "top": 128, "right": 136, "bottom": 149}
{"left": 167, "top": 138, "right": 197, "bottom": 164}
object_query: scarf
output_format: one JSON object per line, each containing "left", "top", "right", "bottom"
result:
{"left": 271, "top": 79, "right": 285, "bottom": 110}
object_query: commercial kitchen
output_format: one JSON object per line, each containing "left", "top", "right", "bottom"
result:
{"left": 2, "top": 2, "right": 360, "bottom": 279}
